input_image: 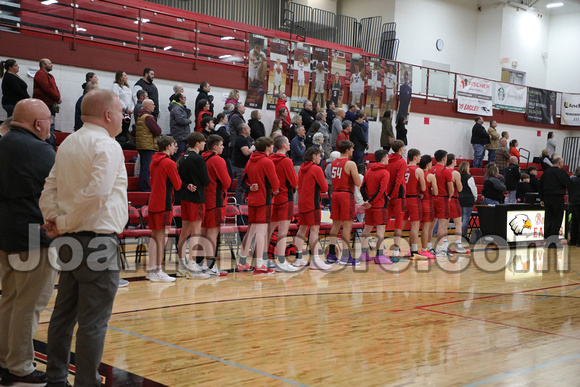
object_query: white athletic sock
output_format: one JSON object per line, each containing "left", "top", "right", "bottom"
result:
{"left": 427, "top": 242, "right": 433, "bottom": 249}
{"left": 411, "top": 244, "right": 418, "bottom": 252}
{"left": 256, "top": 257, "right": 263, "bottom": 268}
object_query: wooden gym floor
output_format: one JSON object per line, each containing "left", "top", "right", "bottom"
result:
{"left": 10, "top": 240, "right": 580, "bottom": 386}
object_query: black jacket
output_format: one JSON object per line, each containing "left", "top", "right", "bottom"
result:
{"left": 178, "top": 150, "right": 210, "bottom": 203}
{"left": 470, "top": 123, "right": 490, "bottom": 145}
{"left": 134, "top": 78, "right": 159, "bottom": 116}
{"left": 504, "top": 163, "right": 521, "bottom": 191}
{"left": 194, "top": 89, "right": 214, "bottom": 120}
{"left": 300, "top": 108, "right": 315, "bottom": 131}
{"left": 248, "top": 118, "right": 265, "bottom": 140}
{"left": 569, "top": 176, "right": 580, "bottom": 205}
{"left": 481, "top": 177, "right": 506, "bottom": 203}
{"left": 351, "top": 121, "right": 368, "bottom": 151}
{"left": 1, "top": 72, "right": 29, "bottom": 105}
{"left": 539, "top": 166, "right": 571, "bottom": 199}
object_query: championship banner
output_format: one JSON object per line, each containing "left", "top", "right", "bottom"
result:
{"left": 363, "top": 57, "right": 382, "bottom": 121}
{"left": 382, "top": 61, "right": 397, "bottom": 112}
{"left": 456, "top": 75, "right": 492, "bottom": 116}
{"left": 266, "top": 38, "right": 288, "bottom": 110}
{"left": 290, "top": 42, "right": 311, "bottom": 113}
{"left": 397, "top": 63, "right": 412, "bottom": 121}
{"left": 349, "top": 53, "right": 365, "bottom": 108}
{"left": 526, "top": 87, "right": 556, "bottom": 124}
{"left": 493, "top": 82, "right": 526, "bottom": 113}
{"left": 245, "top": 34, "right": 268, "bottom": 109}
{"left": 308, "top": 47, "right": 329, "bottom": 109}
{"left": 328, "top": 50, "right": 347, "bottom": 109}
{"left": 560, "top": 93, "right": 580, "bottom": 126}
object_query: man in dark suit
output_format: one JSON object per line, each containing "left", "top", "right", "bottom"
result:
{"left": 539, "top": 156, "right": 571, "bottom": 247}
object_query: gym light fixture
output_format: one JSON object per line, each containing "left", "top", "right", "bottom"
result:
{"left": 546, "top": 2, "right": 564, "bottom": 8}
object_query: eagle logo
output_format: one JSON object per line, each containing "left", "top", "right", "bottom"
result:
{"left": 509, "top": 214, "right": 532, "bottom": 235}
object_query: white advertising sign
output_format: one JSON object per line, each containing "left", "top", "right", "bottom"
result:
{"left": 457, "top": 75, "right": 493, "bottom": 116}
{"left": 506, "top": 210, "right": 565, "bottom": 243}
{"left": 493, "top": 82, "right": 527, "bottom": 113}
{"left": 560, "top": 93, "right": 580, "bottom": 126}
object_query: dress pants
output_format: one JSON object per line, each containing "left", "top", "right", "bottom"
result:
{"left": 544, "top": 195, "right": 565, "bottom": 241}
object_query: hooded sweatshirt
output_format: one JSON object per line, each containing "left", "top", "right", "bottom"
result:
{"left": 202, "top": 151, "right": 232, "bottom": 210}
{"left": 149, "top": 152, "right": 182, "bottom": 213}
{"left": 178, "top": 150, "right": 209, "bottom": 204}
{"left": 241, "top": 151, "right": 280, "bottom": 207}
{"left": 298, "top": 161, "right": 328, "bottom": 213}
{"left": 270, "top": 152, "right": 298, "bottom": 204}
{"left": 386, "top": 153, "right": 406, "bottom": 199}
{"left": 361, "top": 162, "right": 390, "bottom": 209}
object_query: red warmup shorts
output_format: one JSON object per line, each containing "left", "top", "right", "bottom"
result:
{"left": 331, "top": 192, "right": 355, "bottom": 221}
{"left": 202, "top": 207, "right": 225, "bottom": 228}
{"left": 449, "top": 197, "right": 462, "bottom": 219}
{"left": 271, "top": 201, "right": 294, "bottom": 222}
{"left": 404, "top": 196, "right": 422, "bottom": 222}
{"left": 421, "top": 198, "right": 434, "bottom": 223}
{"left": 365, "top": 208, "right": 388, "bottom": 226}
{"left": 148, "top": 211, "right": 173, "bottom": 230}
{"left": 181, "top": 201, "right": 205, "bottom": 222}
{"left": 298, "top": 210, "right": 321, "bottom": 227}
{"left": 433, "top": 196, "right": 450, "bottom": 219}
{"left": 387, "top": 198, "right": 406, "bottom": 230}
{"left": 248, "top": 205, "right": 272, "bottom": 224}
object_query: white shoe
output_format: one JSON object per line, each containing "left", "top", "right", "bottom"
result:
{"left": 293, "top": 258, "right": 309, "bottom": 267}
{"left": 436, "top": 249, "right": 453, "bottom": 258}
{"left": 147, "top": 270, "right": 176, "bottom": 282}
{"left": 185, "top": 271, "right": 211, "bottom": 280}
{"left": 118, "top": 278, "right": 130, "bottom": 287}
{"left": 310, "top": 258, "right": 331, "bottom": 270}
{"left": 204, "top": 265, "right": 228, "bottom": 276}
{"left": 276, "top": 261, "right": 299, "bottom": 272}
{"left": 454, "top": 244, "right": 467, "bottom": 254}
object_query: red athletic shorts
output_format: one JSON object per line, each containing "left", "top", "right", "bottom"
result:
{"left": 181, "top": 201, "right": 205, "bottom": 222}
{"left": 387, "top": 198, "right": 406, "bottom": 230}
{"left": 404, "top": 196, "right": 422, "bottom": 222}
{"left": 433, "top": 196, "right": 450, "bottom": 219}
{"left": 148, "top": 211, "right": 173, "bottom": 230}
{"left": 298, "top": 210, "right": 321, "bottom": 227}
{"left": 331, "top": 192, "right": 355, "bottom": 221}
{"left": 365, "top": 208, "right": 388, "bottom": 226}
{"left": 248, "top": 205, "right": 272, "bottom": 224}
{"left": 271, "top": 201, "right": 294, "bottom": 222}
{"left": 449, "top": 197, "right": 462, "bottom": 219}
{"left": 421, "top": 198, "right": 434, "bottom": 223}
{"left": 202, "top": 207, "right": 225, "bottom": 228}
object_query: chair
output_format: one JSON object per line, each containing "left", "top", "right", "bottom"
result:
{"left": 128, "top": 191, "right": 150, "bottom": 207}
{"left": 118, "top": 205, "right": 151, "bottom": 264}
{"left": 222, "top": 205, "right": 241, "bottom": 259}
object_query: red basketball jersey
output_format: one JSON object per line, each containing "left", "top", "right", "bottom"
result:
{"left": 405, "top": 165, "right": 421, "bottom": 196}
{"left": 330, "top": 158, "right": 354, "bottom": 193}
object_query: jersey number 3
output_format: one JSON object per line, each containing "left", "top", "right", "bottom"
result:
{"left": 404, "top": 172, "right": 410, "bottom": 184}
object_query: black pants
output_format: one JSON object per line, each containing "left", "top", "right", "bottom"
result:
{"left": 544, "top": 195, "right": 565, "bottom": 241}
{"left": 569, "top": 204, "right": 580, "bottom": 245}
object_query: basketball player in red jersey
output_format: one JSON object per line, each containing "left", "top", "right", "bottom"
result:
{"left": 446, "top": 154, "right": 469, "bottom": 254}
{"left": 326, "top": 140, "right": 362, "bottom": 265}
{"left": 419, "top": 155, "right": 438, "bottom": 259}
{"left": 404, "top": 148, "right": 426, "bottom": 258}
{"left": 200, "top": 134, "right": 232, "bottom": 276}
{"left": 294, "top": 147, "right": 331, "bottom": 270}
{"left": 267, "top": 136, "right": 299, "bottom": 272}
{"left": 386, "top": 140, "right": 407, "bottom": 260}
{"left": 429, "top": 149, "right": 454, "bottom": 257}
{"left": 360, "top": 149, "right": 391, "bottom": 264}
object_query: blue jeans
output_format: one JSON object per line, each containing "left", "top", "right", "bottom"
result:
{"left": 506, "top": 190, "right": 516, "bottom": 204}
{"left": 138, "top": 149, "right": 154, "bottom": 192}
{"left": 472, "top": 144, "right": 485, "bottom": 168}
{"left": 352, "top": 150, "right": 365, "bottom": 166}
{"left": 487, "top": 149, "right": 496, "bottom": 163}
{"left": 461, "top": 206, "right": 473, "bottom": 238}
{"left": 484, "top": 197, "right": 499, "bottom": 205}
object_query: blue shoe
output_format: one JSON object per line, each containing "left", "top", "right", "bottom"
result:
{"left": 338, "top": 255, "right": 360, "bottom": 266}
{"left": 326, "top": 253, "right": 338, "bottom": 264}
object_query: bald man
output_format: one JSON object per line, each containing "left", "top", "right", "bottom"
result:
{"left": 135, "top": 98, "right": 162, "bottom": 191}
{"left": 40, "top": 89, "right": 128, "bottom": 387}
{"left": 0, "top": 99, "right": 58, "bottom": 385}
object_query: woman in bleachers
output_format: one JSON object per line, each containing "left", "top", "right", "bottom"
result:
{"left": 509, "top": 139, "right": 520, "bottom": 160}
{"left": 539, "top": 149, "right": 553, "bottom": 171}
{"left": 1, "top": 59, "right": 29, "bottom": 117}
{"left": 225, "top": 89, "right": 239, "bottom": 106}
{"left": 481, "top": 165, "right": 506, "bottom": 205}
{"left": 270, "top": 118, "right": 282, "bottom": 138}
{"left": 458, "top": 161, "right": 477, "bottom": 239}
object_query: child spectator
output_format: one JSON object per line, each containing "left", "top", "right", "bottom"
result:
{"left": 516, "top": 173, "right": 533, "bottom": 203}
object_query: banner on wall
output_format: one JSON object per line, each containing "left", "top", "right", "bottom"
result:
{"left": 309, "top": 47, "right": 329, "bottom": 109}
{"left": 493, "top": 82, "right": 526, "bottom": 113}
{"left": 560, "top": 93, "right": 580, "bottom": 126}
{"left": 526, "top": 87, "right": 556, "bottom": 124}
{"left": 245, "top": 34, "right": 268, "bottom": 109}
{"left": 382, "top": 60, "right": 397, "bottom": 112}
{"left": 290, "top": 42, "right": 311, "bottom": 113}
{"left": 328, "top": 50, "right": 347, "bottom": 109}
{"left": 266, "top": 38, "right": 288, "bottom": 111}
{"left": 396, "top": 63, "right": 412, "bottom": 121}
{"left": 363, "top": 57, "right": 382, "bottom": 121}
{"left": 349, "top": 53, "right": 365, "bottom": 107}
{"left": 456, "top": 75, "right": 493, "bottom": 116}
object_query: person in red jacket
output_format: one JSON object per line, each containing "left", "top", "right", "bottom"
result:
{"left": 201, "top": 134, "right": 232, "bottom": 276}
{"left": 267, "top": 136, "right": 299, "bottom": 272}
{"left": 32, "top": 58, "right": 61, "bottom": 141}
{"left": 294, "top": 147, "right": 330, "bottom": 270}
{"left": 276, "top": 94, "right": 291, "bottom": 126}
{"left": 326, "top": 140, "right": 362, "bottom": 265}
{"left": 386, "top": 140, "right": 407, "bottom": 260}
{"left": 238, "top": 136, "right": 280, "bottom": 274}
{"left": 147, "top": 135, "right": 182, "bottom": 282}
{"left": 404, "top": 148, "right": 427, "bottom": 259}
{"left": 360, "top": 149, "right": 391, "bottom": 264}
{"left": 429, "top": 149, "right": 454, "bottom": 257}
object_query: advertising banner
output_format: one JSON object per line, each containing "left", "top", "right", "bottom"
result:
{"left": 526, "top": 87, "right": 556, "bottom": 124}
{"left": 560, "top": 93, "right": 580, "bottom": 126}
{"left": 328, "top": 49, "right": 347, "bottom": 109}
{"left": 382, "top": 60, "right": 397, "bottom": 112}
{"left": 363, "top": 57, "right": 382, "bottom": 121}
{"left": 245, "top": 34, "right": 268, "bottom": 109}
{"left": 349, "top": 53, "right": 365, "bottom": 108}
{"left": 266, "top": 38, "right": 289, "bottom": 110}
{"left": 290, "top": 42, "right": 311, "bottom": 113}
{"left": 493, "top": 82, "right": 526, "bottom": 113}
{"left": 456, "top": 75, "right": 493, "bottom": 116}
{"left": 506, "top": 210, "right": 565, "bottom": 243}
{"left": 308, "top": 47, "right": 329, "bottom": 109}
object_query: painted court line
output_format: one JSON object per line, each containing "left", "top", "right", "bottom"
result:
{"left": 109, "top": 326, "right": 309, "bottom": 387}
{"left": 463, "top": 352, "right": 580, "bottom": 386}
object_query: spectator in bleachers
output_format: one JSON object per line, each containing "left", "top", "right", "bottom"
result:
{"left": 136, "top": 99, "right": 161, "bottom": 191}
{"left": 1, "top": 59, "right": 29, "bottom": 117}
{"left": 270, "top": 119, "right": 282, "bottom": 138}
{"left": 276, "top": 93, "right": 291, "bottom": 126}
{"left": 395, "top": 115, "right": 408, "bottom": 146}
{"left": 225, "top": 89, "right": 239, "bottom": 106}
{"left": 336, "top": 120, "right": 352, "bottom": 150}
{"left": 81, "top": 72, "right": 98, "bottom": 93}
{"left": 539, "top": 156, "right": 571, "bottom": 245}
{"left": 200, "top": 116, "right": 214, "bottom": 140}
{"left": 527, "top": 165, "right": 540, "bottom": 191}
{"left": 288, "top": 113, "right": 302, "bottom": 142}
{"left": 316, "top": 112, "right": 331, "bottom": 159}
{"left": 354, "top": 163, "right": 366, "bottom": 206}
{"left": 74, "top": 81, "right": 98, "bottom": 131}
{"left": 194, "top": 81, "right": 214, "bottom": 129}
{"left": 300, "top": 100, "right": 315, "bottom": 131}
{"left": 540, "top": 149, "right": 553, "bottom": 171}
{"left": 486, "top": 120, "right": 500, "bottom": 162}
{"left": 362, "top": 113, "right": 370, "bottom": 142}
{"left": 331, "top": 108, "right": 345, "bottom": 150}
{"left": 516, "top": 173, "right": 533, "bottom": 203}
{"left": 351, "top": 113, "right": 368, "bottom": 165}
{"left": 112, "top": 71, "right": 135, "bottom": 145}
{"left": 481, "top": 165, "right": 505, "bottom": 205}
{"left": 232, "top": 123, "right": 255, "bottom": 204}
{"left": 213, "top": 113, "right": 233, "bottom": 178}
{"left": 279, "top": 108, "right": 290, "bottom": 138}
{"left": 290, "top": 125, "right": 306, "bottom": 175}
{"left": 567, "top": 167, "right": 580, "bottom": 246}
{"left": 509, "top": 139, "right": 520, "bottom": 160}
{"left": 546, "top": 131, "right": 557, "bottom": 157}
{"left": 470, "top": 116, "right": 489, "bottom": 168}
{"left": 169, "top": 92, "right": 192, "bottom": 159}
{"left": 196, "top": 99, "right": 212, "bottom": 133}
{"left": 380, "top": 110, "right": 394, "bottom": 152}
{"left": 228, "top": 102, "right": 246, "bottom": 146}
{"left": 33, "top": 58, "right": 61, "bottom": 141}
{"left": 133, "top": 89, "right": 147, "bottom": 123}
{"left": 133, "top": 68, "right": 159, "bottom": 118}
{"left": 326, "top": 100, "right": 336, "bottom": 128}
{"left": 458, "top": 161, "right": 477, "bottom": 240}
{"left": 248, "top": 110, "right": 265, "bottom": 140}
{"left": 344, "top": 104, "right": 358, "bottom": 122}
{"left": 501, "top": 131, "right": 509, "bottom": 151}
{"left": 495, "top": 138, "right": 510, "bottom": 171}
{"left": 504, "top": 156, "right": 520, "bottom": 204}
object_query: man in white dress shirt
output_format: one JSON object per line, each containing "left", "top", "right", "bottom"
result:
{"left": 40, "top": 89, "right": 128, "bottom": 387}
